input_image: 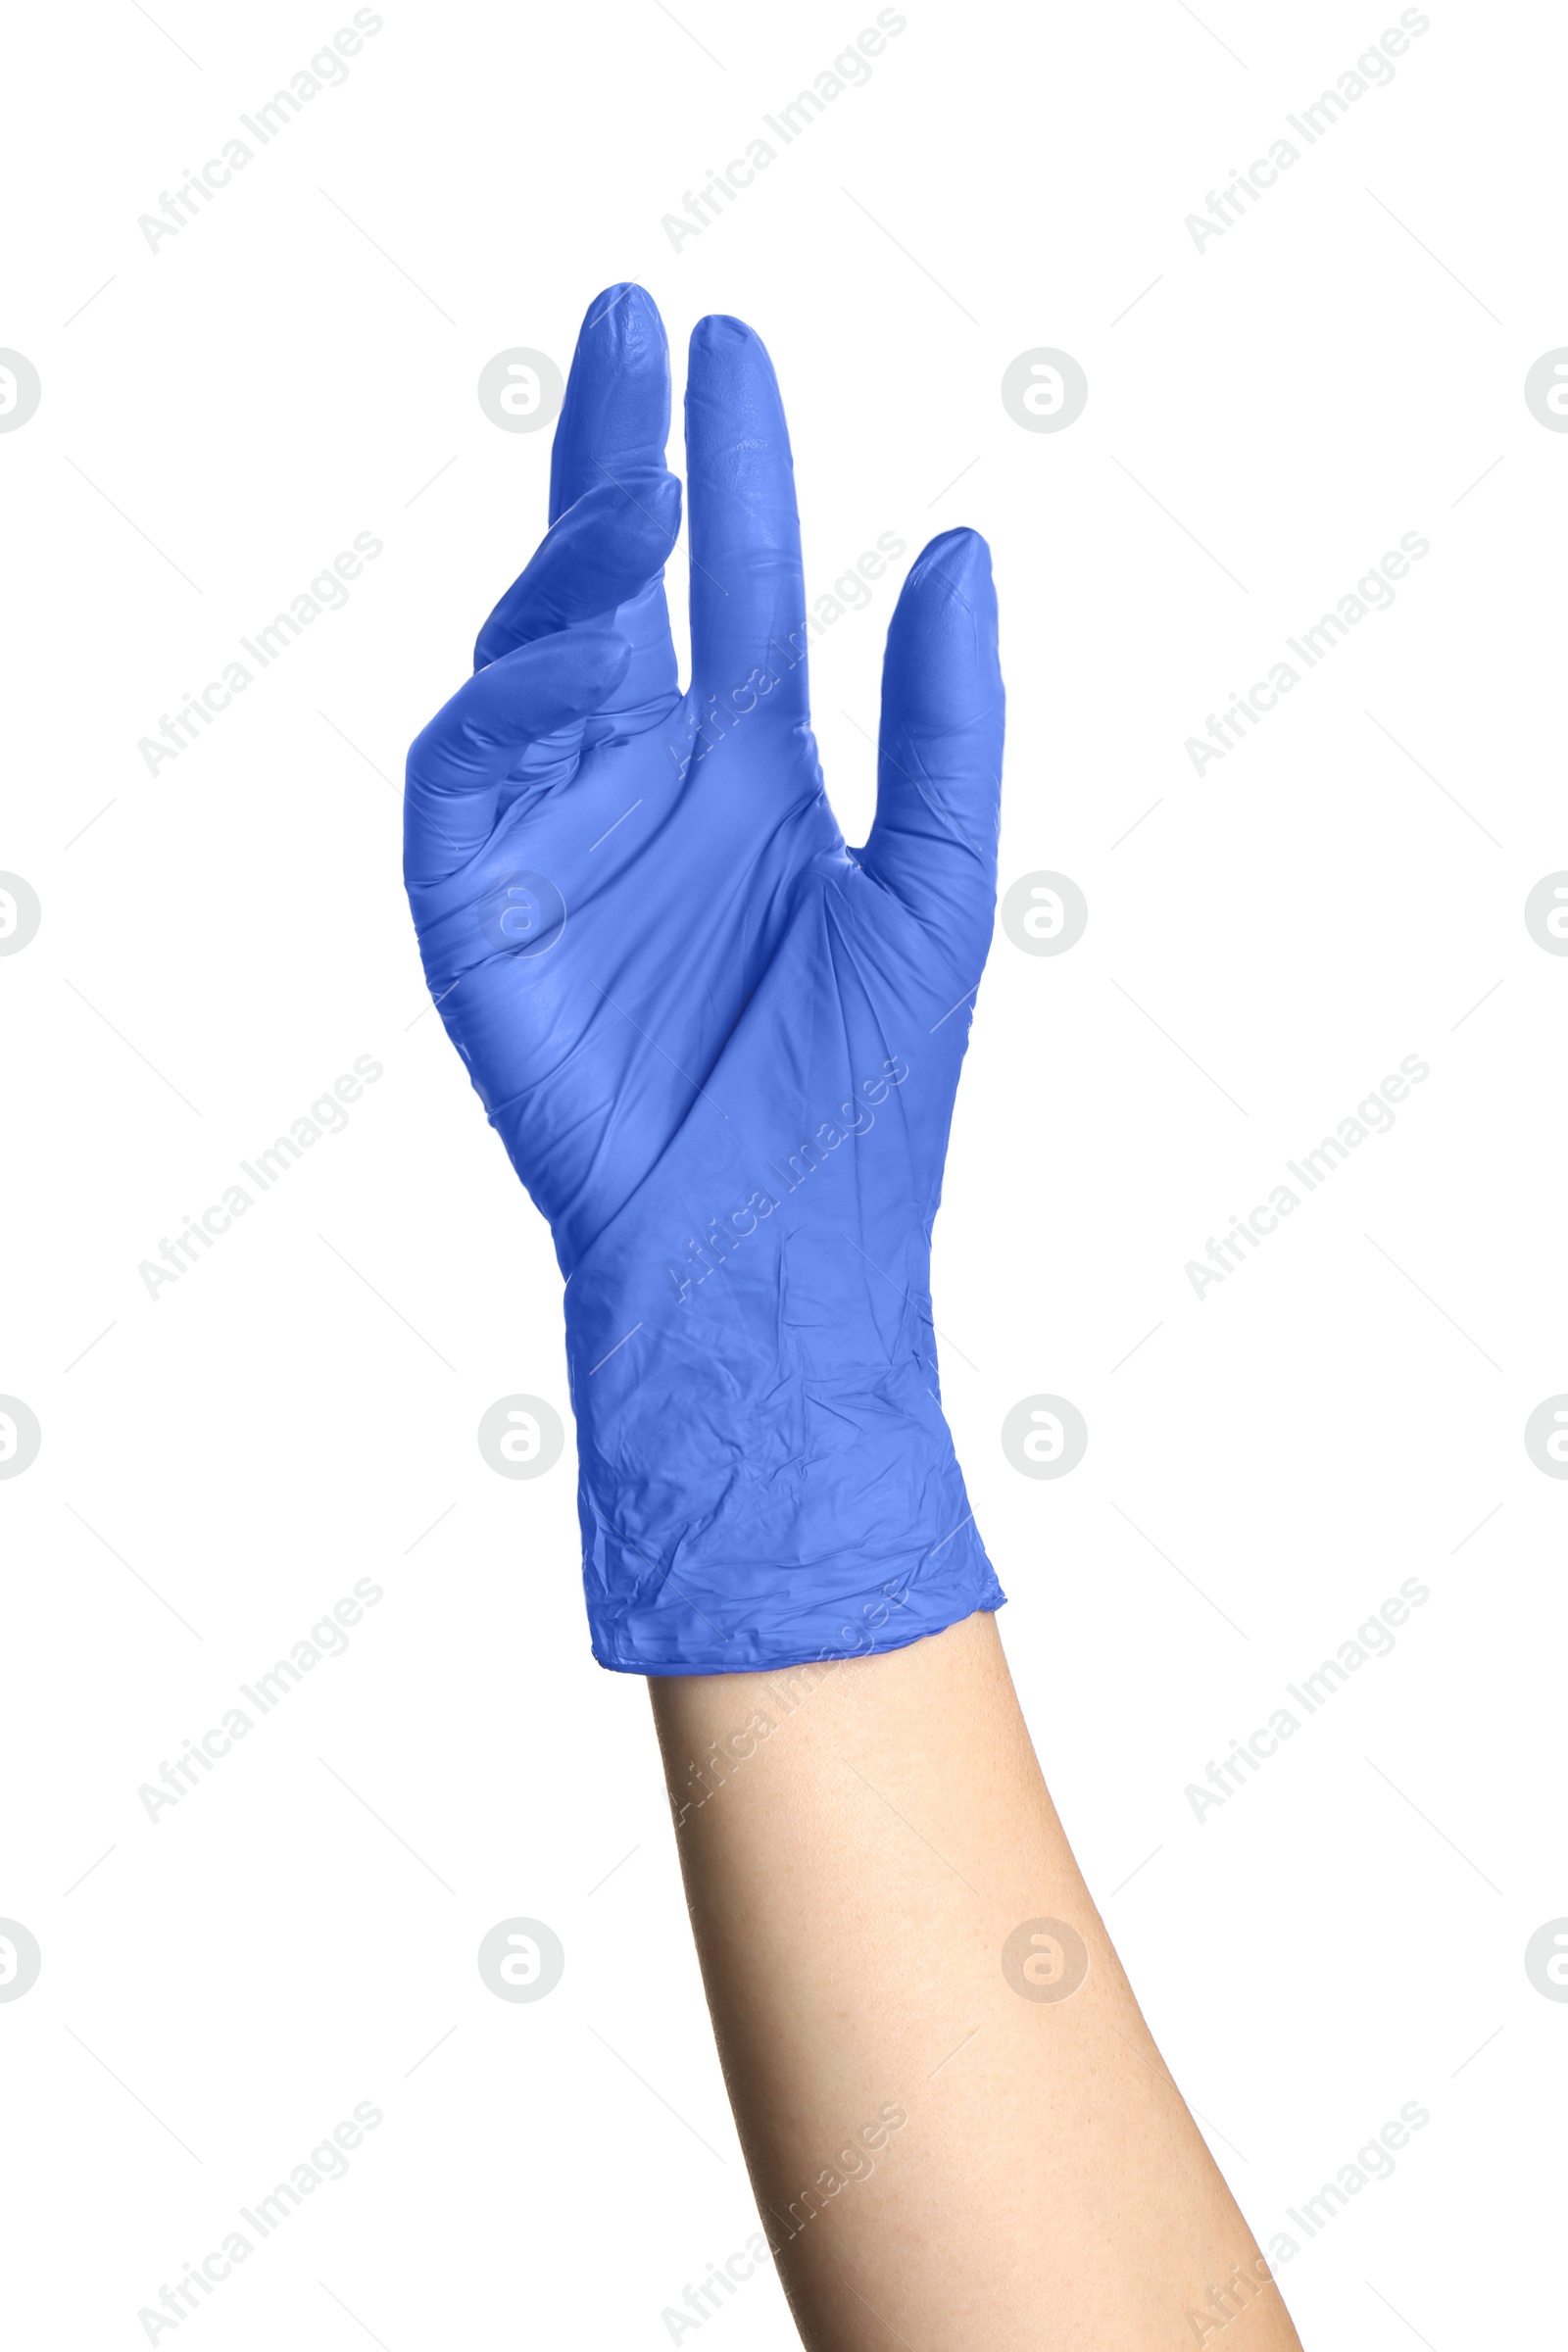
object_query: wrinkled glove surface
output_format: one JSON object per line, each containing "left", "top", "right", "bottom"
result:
{"left": 405, "top": 285, "right": 1006, "bottom": 1674}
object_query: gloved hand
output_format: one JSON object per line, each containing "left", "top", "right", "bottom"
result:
{"left": 406, "top": 284, "right": 1006, "bottom": 1675}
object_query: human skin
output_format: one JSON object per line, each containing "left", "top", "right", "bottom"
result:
{"left": 650, "top": 1611, "right": 1304, "bottom": 2350}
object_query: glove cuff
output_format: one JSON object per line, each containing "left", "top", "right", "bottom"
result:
{"left": 567, "top": 1276, "right": 1004, "bottom": 1673}
{"left": 581, "top": 1470, "right": 1004, "bottom": 1675}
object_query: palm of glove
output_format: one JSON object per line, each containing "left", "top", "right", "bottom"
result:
{"left": 405, "top": 287, "right": 1005, "bottom": 1674}
{"left": 411, "top": 627, "right": 849, "bottom": 1277}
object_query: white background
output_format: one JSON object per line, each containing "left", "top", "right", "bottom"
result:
{"left": 3, "top": 1, "right": 1563, "bottom": 2343}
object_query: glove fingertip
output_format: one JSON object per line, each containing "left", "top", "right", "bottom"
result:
{"left": 898, "top": 528, "right": 998, "bottom": 640}
{"left": 582, "top": 280, "right": 667, "bottom": 351}
{"left": 886, "top": 530, "right": 1002, "bottom": 721}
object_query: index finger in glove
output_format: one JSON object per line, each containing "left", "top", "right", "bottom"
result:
{"left": 404, "top": 628, "right": 630, "bottom": 885}
{"left": 473, "top": 471, "right": 681, "bottom": 670}
{"left": 550, "top": 283, "right": 673, "bottom": 523}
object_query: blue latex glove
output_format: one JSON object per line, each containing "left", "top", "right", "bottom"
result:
{"left": 406, "top": 285, "right": 1006, "bottom": 1675}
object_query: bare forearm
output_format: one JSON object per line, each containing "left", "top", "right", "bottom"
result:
{"left": 651, "top": 1612, "right": 1302, "bottom": 2350}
